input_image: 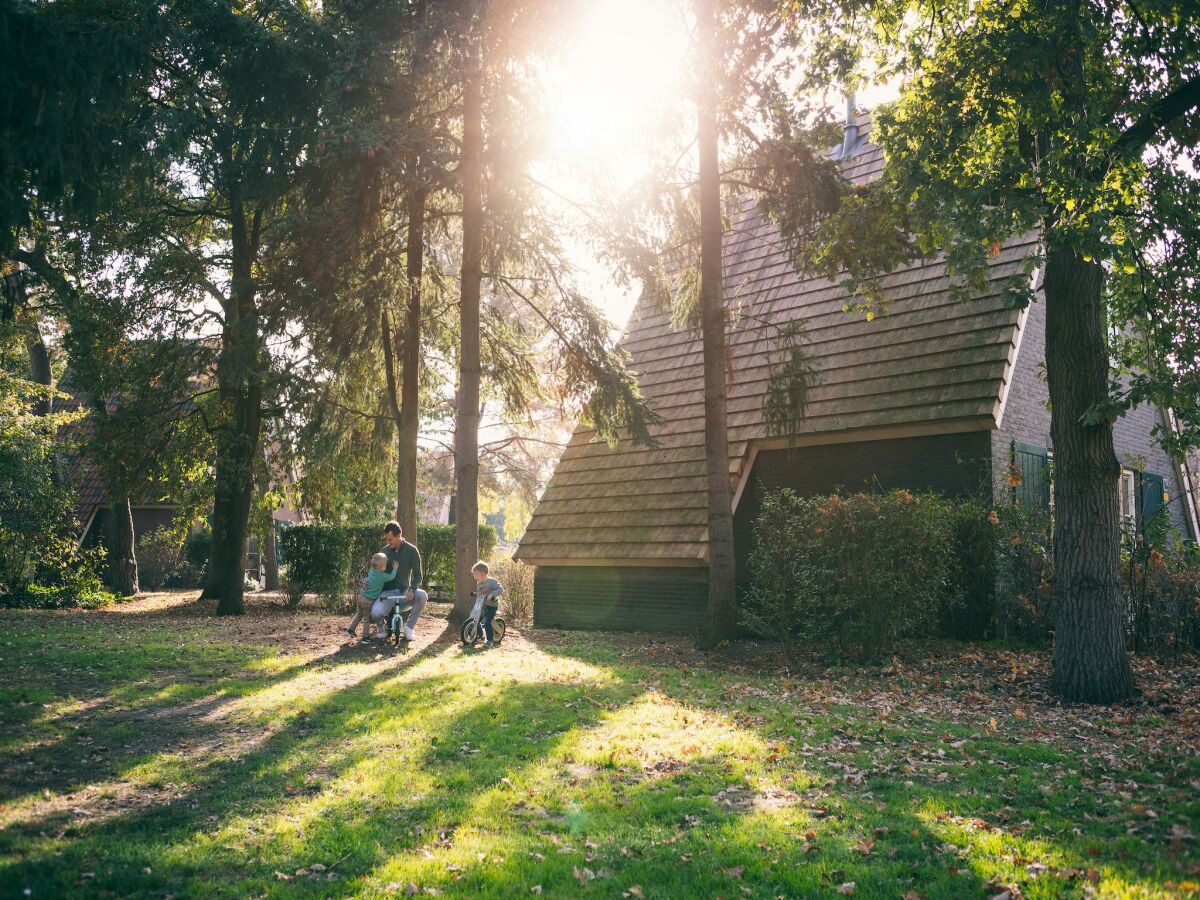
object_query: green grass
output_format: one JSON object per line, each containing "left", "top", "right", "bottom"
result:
{"left": 1, "top": 596, "right": 1198, "bottom": 899}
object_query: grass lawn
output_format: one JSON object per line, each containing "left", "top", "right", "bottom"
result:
{"left": 1, "top": 593, "right": 1198, "bottom": 899}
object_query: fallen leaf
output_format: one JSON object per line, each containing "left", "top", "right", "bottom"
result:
{"left": 837, "top": 882, "right": 856, "bottom": 895}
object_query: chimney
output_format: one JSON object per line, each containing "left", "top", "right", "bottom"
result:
{"left": 838, "top": 91, "right": 859, "bottom": 161}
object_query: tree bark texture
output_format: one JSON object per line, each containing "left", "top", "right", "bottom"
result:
{"left": 107, "top": 497, "right": 140, "bottom": 595}
{"left": 209, "top": 199, "right": 264, "bottom": 616}
{"left": 397, "top": 180, "right": 426, "bottom": 540}
{"left": 453, "top": 29, "right": 483, "bottom": 621}
{"left": 695, "top": 0, "right": 738, "bottom": 649}
{"left": 1044, "top": 243, "right": 1135, "bottom": 703}
{"left": 23, "top": 314, "right": 53, "bottom": 417}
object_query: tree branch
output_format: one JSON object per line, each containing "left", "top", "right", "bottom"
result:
{"left": 1111, "top": 74, "right": 1200, "bottom": 162}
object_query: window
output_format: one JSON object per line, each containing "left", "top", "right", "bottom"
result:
{"left": 1120, "top": 469, "right": 1138, "bottom": 523}
{"left": 1011, "top": 442, "right": 1052, "bottom": 511}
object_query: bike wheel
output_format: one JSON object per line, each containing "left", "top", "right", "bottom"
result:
{"left": 461, "top": 619, "right": 480, "bottom": 645}
{"left": 492, "top": 618, "right": 506, "bottom": 644}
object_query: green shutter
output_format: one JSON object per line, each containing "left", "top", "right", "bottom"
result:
{"left": 1137, "top": 471, "right": 1166, "bottom": 532}
{"left": 1012, "top": 441, "right": 1051, "bottom": 511}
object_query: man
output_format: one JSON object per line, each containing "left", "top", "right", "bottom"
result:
{"left": 371, "top": 521, "right": 427, "bottom": 642}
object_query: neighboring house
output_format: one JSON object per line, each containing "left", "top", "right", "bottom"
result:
{"left": 419, "top": 492, "right": 452, "bottom": 525}
{"left": 515, "top": 110, "right": 1199, "bottom": 632}
{"left": 58, "top": 393, "right": 180, "bottom": 554}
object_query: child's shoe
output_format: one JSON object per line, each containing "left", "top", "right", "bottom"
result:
{"left": 360, "top": 635, "right": 373, "bottom": 644}
{"left": 345, "top": 626, "right": 357, "bottom": 637}
{"left": 483, "top": 640, "right": 494, "bottom": 649}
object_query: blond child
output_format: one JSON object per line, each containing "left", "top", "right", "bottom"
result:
{"left": 346, "top": 552, "right": 397, "bottom": 641}
{"left": 471, "top": 561, "right": 504, "bottom": 648}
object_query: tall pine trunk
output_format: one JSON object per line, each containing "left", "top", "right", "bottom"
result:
{"left": 695, "top": 0, "right": 737, "bottom": 649}
{"left": 397, "top": 180, "right": 426, "bottom": 539}
{"left": 208, "top": 200, "right": 263, "bottom": 616}
{"left": 453, "top": 30, "right": 483, "bottom": 621}
{"left": 1044, "top": 243, "right": 1135, "bottom": 702}
{"left": 107, "top": 498, "right": 139, "bottom": 595}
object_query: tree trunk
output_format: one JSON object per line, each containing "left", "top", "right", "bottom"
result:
{"left": 107, "top": 497, "right": 139, "bottom": 595}
{"left": 397, "top": 180, "right": 426, "bottom": 540}
{"left": 262, "top": 519, "right": 279, "bottom": 592}
{"left": 1044, "top": 243, "right": 1135, "bottom": 703}
{"left": 208, "top": 198, "right": 264, "bottom": 616}
{"left": 453, "top": 29, "right": 483, "bottom": 621}
{"left": 695, "top": 0, "right": 737, "bottom": 649}
{"left": 23, "top": 314, "right": 53, "bottom": 417}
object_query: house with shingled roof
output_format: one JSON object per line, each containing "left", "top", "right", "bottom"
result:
{"left": 514, "top": 109, "right": 1199, "bottom": 632}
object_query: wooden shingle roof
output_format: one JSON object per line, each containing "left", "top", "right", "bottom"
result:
{"left": 516, "top": 113, "right": 1036, "bottom": 566}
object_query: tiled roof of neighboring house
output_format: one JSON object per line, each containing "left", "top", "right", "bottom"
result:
{"left": 516, "top": 111, "right": 1038, "bottom": 566}
{"left": 55, "top": 388, "right": 177, "bottom": 540}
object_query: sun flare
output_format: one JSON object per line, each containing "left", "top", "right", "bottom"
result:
{"left": 543, "top": 0, "right": 689, "bottom": 189}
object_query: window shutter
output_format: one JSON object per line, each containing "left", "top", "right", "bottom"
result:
{"left": 1137, "top": 471, "right": 1166, "bottom": 530}
{"left": 1012, "top": 442, "right": 1051, "bottom": 511}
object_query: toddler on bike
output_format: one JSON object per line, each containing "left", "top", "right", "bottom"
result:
{"left": 470, "top": 561, "right": 504, "bottom": 649}
{"left": 346, "top": 551, "right": 397, "bottom": 642}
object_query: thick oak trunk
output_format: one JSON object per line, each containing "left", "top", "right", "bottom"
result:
{"left": 695, "top": 0, "right": 737, "bottom": 649}
{"left": 453, "top": 31, "right": 483, "bottom": 622}
{"left": 107, "top": 497, "right": 139, "bottom": 596}
{"left": 1044, "top": 244, "right": 1135, "bottom": 703}
{"left": 397, "top": 181, "right": 426, "bottom": 539}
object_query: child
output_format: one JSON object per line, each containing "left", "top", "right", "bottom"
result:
{"left": 347, "top": 552, "right": 398, "bottom": 642}
{"left": 471, "top": 561, "right": 504, "bottom": 648}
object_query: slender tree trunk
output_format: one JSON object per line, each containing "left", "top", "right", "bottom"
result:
{"left": 398, "top": 180, "right": 426, "bottom": 540}
{"left": 695, "top": 0, "right": 737, "bottom": 649}
{"left": 208, "top": 199, "right": 264, "bottom": 616}
{"left": 1044, "top": 243, "right": 1135, "bottom": 703}
{"left": 262, "top": 518, "right": 279, "bottom": 591}
{"left": 453, "top": 29, "right": 483, "bottom": 621}
{"left": 23, "top": 314, "right": 53, "bottom": 417}
{"left": 107, "top": 498, "right": 139, "bottom": 595}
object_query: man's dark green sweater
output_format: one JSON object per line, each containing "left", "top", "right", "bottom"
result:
{"left": 381, "top": 540, "right": 422, "bottom": 593}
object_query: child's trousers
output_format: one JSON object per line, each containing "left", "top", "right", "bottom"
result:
{"left": 348, "top": 594, "right": 372, "bottom": 636}
{"left": 481, "top": 604, "right": 497, "bottom": 642}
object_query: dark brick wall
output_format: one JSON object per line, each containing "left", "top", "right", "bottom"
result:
{"left": 534, "top": 565, "right": 708, "bottom": 632}
{"left": 994, "top": 298, "right": 1193, "bottom": 536}
{"left": 732, "top": 431, "right": 994, "bottom": 593}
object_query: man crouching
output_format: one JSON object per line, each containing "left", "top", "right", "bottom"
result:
{"left": 371, "top": 520, "right": 427, "bottom": 643}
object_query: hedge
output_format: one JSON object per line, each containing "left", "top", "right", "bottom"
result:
{"left": 279, "top": 523, "right": 498, "bottom": 609}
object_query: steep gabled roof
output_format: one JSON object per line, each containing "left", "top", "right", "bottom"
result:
{"left": 516, "top": 113, "right": 1036, "bottom": 566}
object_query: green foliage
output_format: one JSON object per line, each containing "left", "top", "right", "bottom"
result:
{"left": 279, "top": 525, "right": 353, "bottom": 610}
{"left": 135, "top": 527, "right": 184, "bottom": 592}
{"left": 991, "top": 505, "right": 1056, "bottom": 644}
{"left": 0, "top": 338, "right": 78, "bottom": 593}
{"left": 941, "top": 499, "right": 998, "bottom": 641}
{"left": 279, "top": 523, "right": 499, "bottom": 610}
{"left": 1, "top": 535, "right": 118, "bottom": 609}
{"left": 745, "top": 488, "right": 955, "bottom": 662}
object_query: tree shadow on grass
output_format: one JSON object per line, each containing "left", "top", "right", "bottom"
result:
{"left": 0, "top": 620, "right": 456, "bottom": 818}
{"left": 531, "top": 633, "right": 1197, "bottom": 898}
{"left": 0, "top": 649, "right": 645, "bottom": 898}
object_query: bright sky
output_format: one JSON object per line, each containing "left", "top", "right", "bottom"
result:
{"left": 536, "top": 0, "right": 901, "bottom": 332}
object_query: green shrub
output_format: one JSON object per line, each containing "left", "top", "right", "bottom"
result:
{"left": 1, "top": 537, "right": 120, "bottom": 609}
{"left": 279, "top": 525, "right": 352, "bottom": 609}
{"left": 991, "top": 505, "right": 1054, "bottom": 644}
{"left": 487, "top": 552, "right": 534, "bottom": 623}
{"left": 279, "top": 523, "right": 499, "bottom": 610}
{"left": 941, "top": 500, "right": 997, "bottom": 640}
{"left": 137, "top": 527, "right": 183, "bottom": 591}
{"left": 744, "top": 489, "right": 955, "bottom": 663}
{"left": 1123, "top": 508, "right": 1200, "bottom": 657}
